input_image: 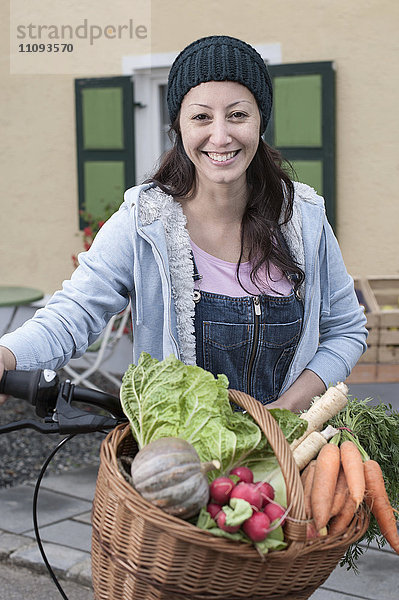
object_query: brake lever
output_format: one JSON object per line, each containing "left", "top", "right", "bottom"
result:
{"left": 0, "top": 402, "right": 119, "bottom": 434}
{"left": 53, "top": 392, "right": 119, "bottom": 433}
{"left": 0, "top": 420, "right": 61, "bottom": 434}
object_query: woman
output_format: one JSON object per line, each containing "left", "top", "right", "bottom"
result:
{"left": 0, "top": 36, "right": 367, "bottom": 411}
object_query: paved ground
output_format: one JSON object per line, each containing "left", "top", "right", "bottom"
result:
{"left": 0, "top": 382, "right": 398, "bottom": 600}
{"left": 0, "top": 563, "right": 93, "bottom": 600}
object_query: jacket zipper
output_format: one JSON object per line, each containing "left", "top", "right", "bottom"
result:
{"left": 247, "top": 296, "right": 261, "bottom": 396}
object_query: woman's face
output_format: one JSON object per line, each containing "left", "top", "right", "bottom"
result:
{"left": 179, "top": 80, "right": 261, "bottom": 189}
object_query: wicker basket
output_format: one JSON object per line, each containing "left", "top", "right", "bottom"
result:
{"left": 91, "top": 389, "right": 369, "bottom": 600}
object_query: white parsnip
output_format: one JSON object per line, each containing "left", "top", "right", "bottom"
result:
{"left": 292, "top": 426, "right": 340, "bottom": 471}
{"left": 290, "top": 382, "right": 348, "bottom": 452}
{"left": 321, "top": 425, "right": 340, "bottom": 440}
{"left": 293, "top": 432, "right": 327, "bottom": 470}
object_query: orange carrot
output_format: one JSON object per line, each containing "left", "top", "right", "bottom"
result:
{"left": 306, "top": 521, "right": 327, "bottom": 540}
{"left": 340, "top": 440, "right": 365, "bottom": 509}
{"left": 302, "top": 460, "right": 316, "bottom": 520}
{"left": 328, "top": 497, "right": 357, "bottom": 535}
{"left": 301, "top": 459, "right": 315, "bottom": 486}
{"left": 311, "top": 444, "right": 341, "bottom": 530}
{"left": 364, "top": 459, "right": 399, "bottom": 554}
{"left": 330, "top": 466, "right": 349, "bottom": 518}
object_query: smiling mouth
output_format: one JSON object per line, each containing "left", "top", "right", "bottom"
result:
{"left": 204, "top": 150, "right": 240, "bottom": 162}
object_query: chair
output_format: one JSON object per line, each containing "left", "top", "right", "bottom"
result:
{"left": 62, "top": 304, "right": 131, "bottom": 391}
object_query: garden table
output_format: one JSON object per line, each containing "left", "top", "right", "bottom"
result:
{"left": 0, "top": 286, "right": 44, "bottom": 336}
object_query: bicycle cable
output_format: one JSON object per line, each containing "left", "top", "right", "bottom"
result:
{"left": 32, "top": 434, "right": 75, "bottom": 600}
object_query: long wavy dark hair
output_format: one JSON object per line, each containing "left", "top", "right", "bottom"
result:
{"left": 145, "top": 120, "right": 304, "bottom": 294}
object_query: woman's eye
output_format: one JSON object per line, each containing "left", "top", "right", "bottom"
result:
{"left": 231, "top": 111, "right": 247, "bottom": 119}
{"left": 193, "top": 113, "right": 210, "bottom": 121}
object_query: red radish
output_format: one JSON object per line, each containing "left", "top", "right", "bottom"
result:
{"left": 230, "top": 482, "right": 262, "bottom": 511}
{"left": 242, "top": 511, "right": 270, "bottom": 542}
{"left": 216, "top": 510, "right": 241, "bottom": 533}
{"left": 255, "top": 481, "right": 275, "bottom": 507}
{"left": 229, "top": 466, "right": 254, "bottom": 484}
{"left": 209, "top": 477, "right": 235, "bottom": 505}
{"left": 207, "top": 503, "right": 222, "bottom": 520}
{"left": 264, "top": 502, "right": 286, "bottom": 525}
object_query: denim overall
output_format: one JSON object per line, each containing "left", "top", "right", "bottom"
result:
{"left": 193, "top": 260, "right": 303, "bottom": 405}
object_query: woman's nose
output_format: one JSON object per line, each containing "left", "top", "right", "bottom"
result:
{"left": 208, "top": 117, "right": 232, "bottom": 147}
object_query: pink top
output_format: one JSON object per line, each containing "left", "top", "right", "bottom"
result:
{"left": 190, "top": 240, "right": 293, "bottom": 297}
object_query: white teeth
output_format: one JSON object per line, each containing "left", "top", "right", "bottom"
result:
{"left": 207, "top": 151, "right": 237, "bottom": 162}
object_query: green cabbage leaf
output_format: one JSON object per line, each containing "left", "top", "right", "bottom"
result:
{"left": 120, "top": 353, "right": 306, "bottom": 481}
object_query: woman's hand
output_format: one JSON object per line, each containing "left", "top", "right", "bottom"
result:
{"left": 272, "top": 369, "right": 327, "bottom": 413}
{"left": 0, "top": 347, "right": 16, "bottom": 404}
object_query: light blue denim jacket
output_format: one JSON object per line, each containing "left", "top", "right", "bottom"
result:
{"left": 0, "top": 182, "right": 367, "bottom": 393}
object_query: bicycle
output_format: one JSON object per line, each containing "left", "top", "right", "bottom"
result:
{"left": 0, "top": 368, "right": 127, "bottom": 600}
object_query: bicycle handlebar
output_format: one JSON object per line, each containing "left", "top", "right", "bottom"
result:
{"left": 0, "top": 368, "right": 43, "bottom": 403}
{"left": 0, "top": 369, "right": 127, "bottom": 434}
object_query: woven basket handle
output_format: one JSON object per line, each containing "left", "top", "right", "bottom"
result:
{"left": 228, "top": 389, "right": 307, "bottom": 546}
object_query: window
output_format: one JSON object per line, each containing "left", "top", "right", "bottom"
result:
{"left": 265, "top": 62, "right": 336, "bottom": 227}
{"left": 75, "top": 76, "right": 135, "bottom": 228}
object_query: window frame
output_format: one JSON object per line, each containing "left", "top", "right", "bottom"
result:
{"left": 131, "top": 67, "right": 170, "bottom": 183}
{"left": 75, "top": 76, "right": 135, "bottom": 229}
{"left": 265, "top": 61, "right": 336, "bottom": 227}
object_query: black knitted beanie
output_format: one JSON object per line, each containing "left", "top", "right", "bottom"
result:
{"left": 167, "top": 35, "right": 273, "bottom": 134}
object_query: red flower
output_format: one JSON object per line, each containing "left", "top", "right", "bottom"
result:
{"left": 98, "top": 220, "right": 105, "bottom": 228}
{"left": 83, "top": 226, "right": 93, "bottom": 237}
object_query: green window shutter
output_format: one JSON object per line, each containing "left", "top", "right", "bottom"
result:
{"left": 75, "top": 76, "right": 135, "bottom": 229}
{"left": 265, "top": 62, "right": 335, "bottom": 228}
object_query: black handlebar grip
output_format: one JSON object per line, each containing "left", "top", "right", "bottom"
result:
{"left": 0, "top": 369, "right": 42, "bottom": 403}
{"left": 72, "top": 385, "right": 125, "bottom": 418}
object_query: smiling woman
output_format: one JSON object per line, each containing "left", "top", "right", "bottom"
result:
{"left": 0, "top": 35, "right": 367, "bottom": 414}
{"left": 179, "top": 81, "right": 261, "bottom": 189}
{"left": 139, "top": 35, "right": 367, "bottom": 410}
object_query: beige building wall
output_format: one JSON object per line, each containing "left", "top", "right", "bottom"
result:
{"left": 1, "top": 0, "right": 398, "bottom": 294}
